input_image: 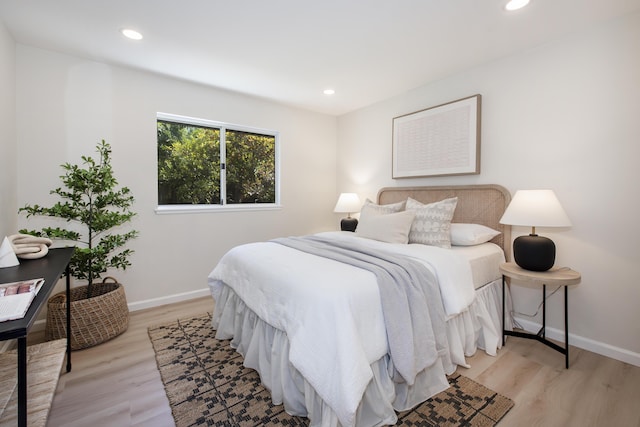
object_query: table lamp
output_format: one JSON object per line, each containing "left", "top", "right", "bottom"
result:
{"left": 333, "top": 193, "right": 361, "bottom": 232}
{"left": 499, "top": 189, "right": 571, "bottom": 271}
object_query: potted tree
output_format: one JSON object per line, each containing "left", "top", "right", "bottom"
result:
{"left": 19, "top": 140, "right": 138, "bottom": 350}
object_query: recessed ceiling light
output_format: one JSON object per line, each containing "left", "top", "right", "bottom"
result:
{"left": 505, "top": 0, "right": 530, "bottom": 11}
{"left": 323, "top": 89, "right": 335, "bottom": 95}
{"left": 121, "top": 28, "right": 143, "bottom": 40}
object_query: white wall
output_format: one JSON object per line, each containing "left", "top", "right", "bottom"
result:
{"left": 15, "top": 45, "right": 338, "bottom": 306}
{"left": 8, "top": 11, "right": 639, "bottom": 365}
{"left": 337, "top": 13, "right": 640, "bottom": 364}
{"left": 0, "top": 20, "right": 16, "bottom": 239}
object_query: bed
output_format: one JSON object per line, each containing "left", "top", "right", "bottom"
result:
{"left": 208, "top": 184, "right": 513, "bottom": 427}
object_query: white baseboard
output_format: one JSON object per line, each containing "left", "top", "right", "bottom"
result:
{"left": 127, "top": 288, "right": 211, "bottom": 312}
{"left": 513, "top": 316, "right": 640, "bottom": 367}
{"left": 28, "top": 288, "right": 212, "bottom": 334}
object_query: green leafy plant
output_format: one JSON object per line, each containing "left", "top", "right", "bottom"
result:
{"left": 19, "top": 140, "right": 138, "bottom": 298}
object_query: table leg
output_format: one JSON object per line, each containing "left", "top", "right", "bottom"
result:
{"left": 541, "top": 284, "right": 546, "bottom": 338}
{"left": 17, "top": 337, "right": 27, "bottom": 427}
{"left": 502, "top": 275, "right": 506, "bottom": 346}
{"left": 66, "top": 265, "right": 72, "bottom": 372}
{"left": 565, "top": 285, "right": 569, "bottom": 369}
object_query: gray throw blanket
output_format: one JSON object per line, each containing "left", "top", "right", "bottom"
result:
{"left": 272, "top": 235, "right": 449, "bottom": 385}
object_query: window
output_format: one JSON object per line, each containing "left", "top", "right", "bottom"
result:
{"left": 157, "top": 113, "right": 279, "bottom": 212}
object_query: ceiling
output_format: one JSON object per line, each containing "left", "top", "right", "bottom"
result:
{"left": 1, "top": 0, "right": 639, "bottom": 116}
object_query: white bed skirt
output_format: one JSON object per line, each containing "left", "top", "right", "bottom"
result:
{"left": 210, "top": 279, "right": 511, "bottom": 427}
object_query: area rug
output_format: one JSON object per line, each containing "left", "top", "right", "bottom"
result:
{"left": 148, "top": 313, "right": 513, "bottom": 427}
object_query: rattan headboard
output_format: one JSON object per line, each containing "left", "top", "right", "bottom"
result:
{"left": 377, "top": 184, "right": 512, "bottom": 259}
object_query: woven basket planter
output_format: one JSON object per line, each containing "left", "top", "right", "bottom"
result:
{"left": 45, "top": 277, "right": 129, "bottom": 350}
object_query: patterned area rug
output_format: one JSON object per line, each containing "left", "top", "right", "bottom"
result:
{"left": 148, "top": 313, "right": 513, "bottom": 427}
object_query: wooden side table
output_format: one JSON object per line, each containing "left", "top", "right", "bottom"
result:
{"left": 500, "top": 262, "right": 581, "bottom": 368}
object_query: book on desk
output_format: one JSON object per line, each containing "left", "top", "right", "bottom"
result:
{"left": 0, "top": 278, "right": 44, "bottom": 322}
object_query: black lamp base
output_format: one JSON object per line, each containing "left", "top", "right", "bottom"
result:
{"left": 513, "top": 234, "right": 556, "bottom": 271}
{"left": 340, "top": 217, "right": 358, "bottom": 232}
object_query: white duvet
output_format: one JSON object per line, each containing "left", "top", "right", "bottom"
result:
{"left": 207, "top": 231, "right": 476, "bottom": 427}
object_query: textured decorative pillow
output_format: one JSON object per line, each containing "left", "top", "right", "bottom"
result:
{"left": 356, "top": 210, "right": 416, "bottom": 244}
{"left": 405, "top": 197, "right": 458, "bottom": 248}
{"left": 450, "top": 223, "right": 501, "bottom": 246}
{"left": 360, "top": 198, "right": 406, "bottom": 217}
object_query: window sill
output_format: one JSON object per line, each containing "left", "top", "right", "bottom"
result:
{"left": 155, "top": 204, "right": 282, "bottom": 215}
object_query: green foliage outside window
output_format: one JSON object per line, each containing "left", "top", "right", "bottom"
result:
{"left": 157, "top": 121, "right": 220, "bottom": 204}
{"left": 157, "top": 119, "right": 276, "bottom": 206}
{"left": 226, "top": 130, "right": 276, "bottom": 204}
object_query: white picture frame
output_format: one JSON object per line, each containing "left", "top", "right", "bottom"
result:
{"left": 392, "top": 94, "right": 481, "bottom": 178}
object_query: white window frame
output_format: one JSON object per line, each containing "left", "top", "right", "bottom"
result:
{"left": 155, "top": 112, "right": 281, "bottom": 214}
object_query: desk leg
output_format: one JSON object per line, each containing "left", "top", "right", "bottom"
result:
{"left": 66, "top": 266, "right": 72, "bottom": 372}
{"left": 17, "top": 337, "right": 27, "bottom": 427}
{"left": 565, "top": 286, "right": 569, "bottom": 369}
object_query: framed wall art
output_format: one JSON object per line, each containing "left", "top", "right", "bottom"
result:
{"left": 392, "top": 94, "right": 481, "bottom": 178}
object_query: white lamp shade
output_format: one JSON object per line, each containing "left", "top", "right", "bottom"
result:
{"left": 333, "top": 193, "right": 361, "bottom": 213}
{"left": 500, "top": 189, "right": 571, "bottom": 227}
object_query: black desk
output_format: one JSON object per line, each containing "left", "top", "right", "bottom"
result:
{"left": 0, "top": 247, "right": 74, "bottom": 427}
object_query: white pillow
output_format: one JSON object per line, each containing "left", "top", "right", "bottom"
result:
{"left": 450, "top": 223, "right": 501, "bottom": 246}
{"left": 360, "top": 198, "right": 406, "bottom": 217}
{"left": 405, "top": 197, "right": 458, "bottom": 248}
{"left": 356, "top": 210, "right": 416, "bottom": 244}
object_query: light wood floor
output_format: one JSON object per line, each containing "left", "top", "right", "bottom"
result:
{"left": 33, "top": 296, "right": 640, "bottom": 427}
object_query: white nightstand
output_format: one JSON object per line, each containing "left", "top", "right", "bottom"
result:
{"left": 500, "top": 262, "right": 581, "bottom": 368}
